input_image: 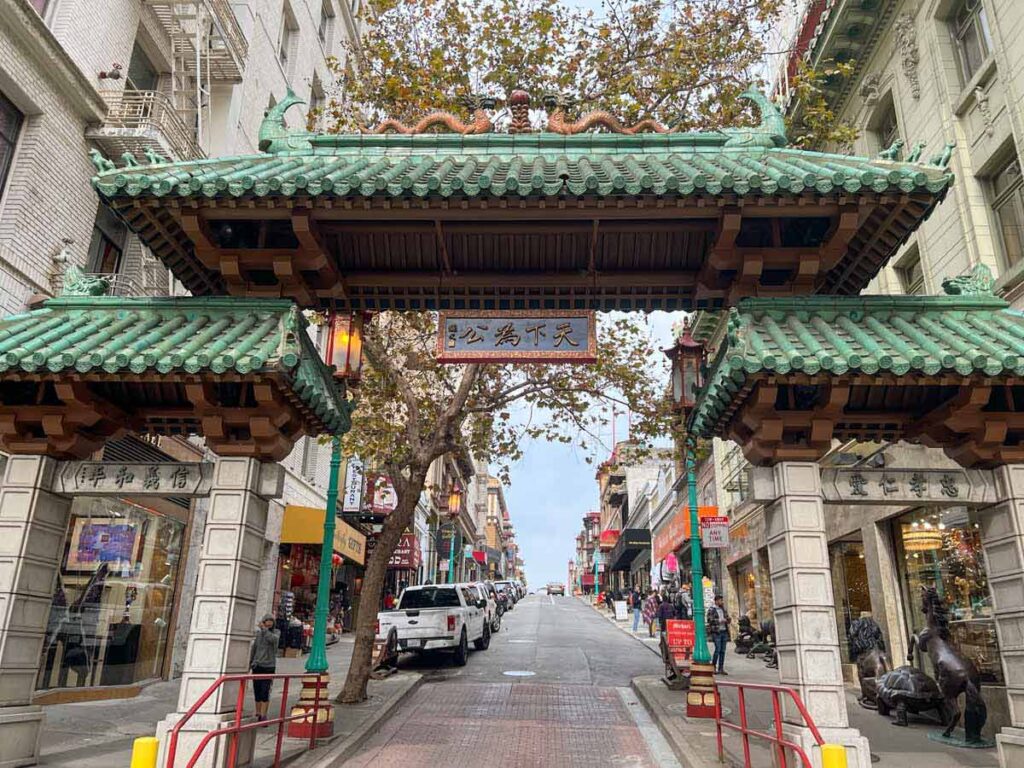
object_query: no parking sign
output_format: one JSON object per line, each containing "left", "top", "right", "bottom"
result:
{"left": 700, "top": 516, "right": 730, "bottom": 548}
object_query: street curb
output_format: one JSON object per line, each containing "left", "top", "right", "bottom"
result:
{"left": 630, "top": 676, "right": 720, "bottom": 768}
{"left": 290, "top": 672, "right": 424, "bottom": 768}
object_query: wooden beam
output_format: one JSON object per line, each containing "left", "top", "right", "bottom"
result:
{"left": 434, "top": 221, "right": 453, "bottom": 276}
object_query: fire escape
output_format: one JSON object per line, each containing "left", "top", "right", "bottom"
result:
{"left": 88, "top": 1, "right": 248, "bottom": 163}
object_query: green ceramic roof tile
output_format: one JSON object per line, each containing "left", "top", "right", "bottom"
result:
{"left": 0, "top": 296, "right": 352, "bottom": 434}
{"left": 689, "top": 292, "right": 1024, "bottom": 438}
{"left": 92, "top": 134, "right": 954, "bottom": 202}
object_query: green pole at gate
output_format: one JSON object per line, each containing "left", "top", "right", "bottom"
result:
{"left": 685, "top": 437, "right": 711, "bottom": 664}
{"left": 447, "top": 530, "right": 457, "bottom": 584}
{"left": 306, "top": 435, "right": 341, "bottom": 674}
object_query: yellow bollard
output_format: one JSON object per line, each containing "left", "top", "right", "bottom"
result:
{"left": 129, "top": 736, "right": 159, "bottom": 768}
{"left": 820, "top": 744, "right": 847, "bottom": 768}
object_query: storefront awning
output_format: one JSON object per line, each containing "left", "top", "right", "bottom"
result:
{"left": 608, "top": 528, "right": 652, "bottom": 571}
{"left": 472, "top": 550, "right": 487, "bottom": 565}
{"left": 280, "top": 505, "right": 366, "bottom": 565}
{"left": 653, "top": 506, "right": 717, "bottom": 563}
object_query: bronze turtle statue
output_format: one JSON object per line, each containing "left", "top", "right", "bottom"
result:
{"left": 877, "top": 665, "right": 946, "bottom": 726}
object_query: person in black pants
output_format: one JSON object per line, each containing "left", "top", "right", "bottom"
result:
{"left": 250, "top": 614, "right": 280, "bottom": 721}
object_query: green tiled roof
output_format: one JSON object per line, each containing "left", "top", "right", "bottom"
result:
{"left": 92, "top": 133, "right": 954, "bottom": 201}
{"left": 0, "top": 296, "right": 351, "bottom": 434}
{"left": 689, "top": 290, "right": 1024, "bottom": 437}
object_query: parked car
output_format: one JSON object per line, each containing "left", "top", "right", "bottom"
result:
{"left": 494, "top": 580, "right": 518, "bottom": 609}
{"left": 547, "top": 582, "right": 565, "bottom": 596}
{"left": 376, "top": 584, "right": 490, "bottom": 666}
{"left": 468, "top": 581, "right": 501, "bottom": 633}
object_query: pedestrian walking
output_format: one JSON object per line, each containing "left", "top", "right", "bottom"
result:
{"left": 383, "top": 591, "right": 396, "bottom": 610}
{"left": 630, "top": 586, "right": 642, "bottom": 632}
{"left": 250, "top": 614, "right": 280, "bottom": 721}
{"left": 642, "top": 589, "right": 659, "bottom": 637}
{"left": 706, "top": 594, "right": 732, "bottom": 675}
{"left": 657, "top": 591, "right": 676, "bottom": 635}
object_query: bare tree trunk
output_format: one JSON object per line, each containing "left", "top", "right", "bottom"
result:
{"left": 338, "top": 469, "right": 427, "bottom": 703}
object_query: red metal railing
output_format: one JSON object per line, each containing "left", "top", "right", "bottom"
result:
{"left": 714, "top": 681, "right": 824, "bottom": 768}
{"left": 165, "top": 673, "right": 326, "bottom": 768}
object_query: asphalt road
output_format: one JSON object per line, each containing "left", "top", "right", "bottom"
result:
{"left": 341, "top": 594, "right": 679, "bottom": 767}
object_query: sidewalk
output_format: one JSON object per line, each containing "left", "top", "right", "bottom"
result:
{"left": 581, "top": 598, "right": 999, "bottom": 768}
{"left": 37, "top": 637, "right": 421, "bottom": 767}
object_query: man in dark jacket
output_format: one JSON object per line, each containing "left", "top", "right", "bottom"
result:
{"left": 706, "top": 595, "right": 731, "bottom": 675}
{"left": 250, "top": 614, "right": 280, "bottom": 720}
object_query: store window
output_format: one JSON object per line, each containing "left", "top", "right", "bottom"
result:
{"left": 894, "top": 506, "right": 1003, "bottom": 684}
{"left": 735, "top": 558, "right": 758, "bottom": 621}
{"left": 950, "top": 0, "right": 993, "bottom": 84}
{"left": 991, "top": 155, "right": 1024, "bottom": 270}
{"left": 829, "top": 540, "right": 872, "bottom": 662}
{"left": 37, "top": 497, "right": 186, "bottom": 691}
{"left": 0, "top": 91, "right": 23, "bottom": 201}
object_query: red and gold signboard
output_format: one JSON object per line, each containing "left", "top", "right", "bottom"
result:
{"left": 388, "top": 533, "right": 421, "bottom": 569}
{"left": 436, "top": 310, "right": 597, "bottom": 364}
{"left": 599, "top": 529, "right": 620, "bottom": 551}
{"left": 666, "top": 619, "right": 695, "bottom": 667}
{"left": 653, "top": 506, "right": 717, "bottom": 563}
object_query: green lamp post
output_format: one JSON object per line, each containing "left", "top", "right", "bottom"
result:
{"left": 666, "top": 319, "right": 717, "bottom": 718}
{"left": 306, "top": 313, "right": 363, "bottom": 675}
{"left": 446, "top": 482, "right": 463, "bottom": 583}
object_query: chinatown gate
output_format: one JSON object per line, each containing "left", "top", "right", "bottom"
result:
{"left": 1, "top": 87, "right": 1024, "bottom": 768}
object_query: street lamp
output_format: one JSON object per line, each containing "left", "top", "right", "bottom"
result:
{"left": 665, "top": 318, "right": 716, "bottom": 718}
{"left": 306, "top": 313, "right": 365, "bottom": 676}
{"left": 446, "top": 482, "right": 462, "bottom": 584}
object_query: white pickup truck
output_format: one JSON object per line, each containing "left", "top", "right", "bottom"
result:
{"left": 377, "top": 584, "right": 491, "bottom": 665}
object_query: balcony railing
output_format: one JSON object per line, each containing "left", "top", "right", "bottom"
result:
{"left": 147, "top": 0, "right": 248, "bottom": 82}
{"left": 91, "top": 90, "right": 203, "bottom": 161}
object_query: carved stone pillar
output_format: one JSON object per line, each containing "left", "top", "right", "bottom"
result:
{"left": 157, "top": 457, "right": 283, "bottom": 768}
{"left": 978, "top": 465, "right": 1024, "bottom": 766}
{"left": 757, "top": 461, "right": 870, "bottom": 768}
{"left": 0, "top": 456, "right": 71, "bottom": 768}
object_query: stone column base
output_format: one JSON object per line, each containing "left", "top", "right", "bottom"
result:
{"left": 780, "top": 724, "right": 870, "bottom": 768}
{"left": 156, "top": 712, "right": 257, "bottom": 768}
{"left": 0, "top": 705, "right": 43, "bottom": 768}
{"left": 997, "top": 727, "right": 1024, "bottom": 768}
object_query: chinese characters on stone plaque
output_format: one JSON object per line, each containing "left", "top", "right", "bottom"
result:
{"left": 58, "top": 462, "right": 210, "bottom": 496}
{"left": 834, "top": 469, "right": 965, "bottom": 503}
{"left": 436, "top": 310, "right": 597, "bottom": 363}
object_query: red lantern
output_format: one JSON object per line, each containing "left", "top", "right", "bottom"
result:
{"left": 326, "top": 312, "right": 365, "bottom": 381}
{"left": 331, "top": 552, "right": 342, "bottom": 568}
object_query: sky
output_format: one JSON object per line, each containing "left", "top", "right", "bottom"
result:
{"left": 502, "top": 311, "right": 681, "bottom": 588}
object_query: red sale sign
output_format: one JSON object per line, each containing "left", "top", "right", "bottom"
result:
{"left": 666, "top": 619, "right": 695, "bottom": 666}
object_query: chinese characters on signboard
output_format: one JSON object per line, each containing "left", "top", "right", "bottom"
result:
{"left": 56, "top": 462, "right": 211, "bottom": 497}
{"left": 436, "top": 310, "right": 597, "bottom": 363}
{"left": 819, "top": 468, "right": 984, "bottom": 504}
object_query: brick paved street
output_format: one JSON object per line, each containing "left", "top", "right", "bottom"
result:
{"left": 340, "top": 594, "right": 678, "bottom": 767}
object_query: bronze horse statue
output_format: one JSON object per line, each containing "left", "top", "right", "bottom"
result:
{"left": 910, "top": 585, "right": 987, "bottom": 742}
{"left": 848, "top": 617, "right": 890, "bottom": 709}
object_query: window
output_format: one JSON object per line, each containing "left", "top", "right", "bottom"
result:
{"left": 874, "top": 101, "right": 901, "bottom": 159}
{"left": 126, "top": 43, "right": 159, "bottom": 92}
{"left": 895, "top": 247, "right": 925, "bottom": 295}
{"left": 991, "top": 155, "right": 1024, "bottom": 269}
{"left": 278, "top": 5, "right": 298, "bottom": 71}
{"left": 397, "top": 586, "right": 459, "bottom": 609}
{"left": 0, "top": 92, "right": 22, "bottom": 201}
{"left": 318, "top": 1, "right": 335, "bottom": 47}
{"left": 951, "top": 0, "right": 993, "bottom": 83}
{"left": 86, "top": 208, "right": 127, "bottom": 274}
{"left": 894, "top": 506, "right": 1003, "bottom": 684}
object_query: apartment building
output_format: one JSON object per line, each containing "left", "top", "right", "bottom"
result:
{"left": 711, "top": 0, "right": 1024, "bottom": 747}
{"left": 0, "top": 0, "right": 360, "bottom": 702}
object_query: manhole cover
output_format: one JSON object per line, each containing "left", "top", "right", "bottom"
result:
{"left": 502, "top": 670, "right": 536, "bottom": 677}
